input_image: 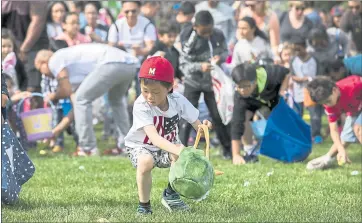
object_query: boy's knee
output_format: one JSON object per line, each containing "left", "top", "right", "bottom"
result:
{"left": 137, "top": 155, "right": 154, "bottom": 173}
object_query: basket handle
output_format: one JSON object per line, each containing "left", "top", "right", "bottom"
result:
{"left": 193, "top": 124, "right": 210, "bottom": 160}
{"left": 17, "top": 93, "right": 56, "bottom": 116}
{"left": 193, "top": 124, "right": 224, "bottom": 176}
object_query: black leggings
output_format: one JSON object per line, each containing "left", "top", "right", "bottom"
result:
{"left": 179, "top": 85, "right": 231, "bottom": 154}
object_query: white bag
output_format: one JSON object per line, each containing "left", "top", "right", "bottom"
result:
{"left": 210, "top": 64, "right": 234, "bottom": 125}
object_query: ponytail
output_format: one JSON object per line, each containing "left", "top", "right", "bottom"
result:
{"left": 240, "top": 16, "right": 269, "bottom": 42}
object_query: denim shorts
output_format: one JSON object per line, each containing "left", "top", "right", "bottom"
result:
{"left": 341, "top": 112, "right": 362, "bottom": 143}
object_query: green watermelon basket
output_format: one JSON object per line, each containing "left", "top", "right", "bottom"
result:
{"left": 169, "top": 125, "right": 223, "bottom": 200}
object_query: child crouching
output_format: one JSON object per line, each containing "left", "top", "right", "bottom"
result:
{"left": 124, "top": 56, "right": 212, "bottom": 215}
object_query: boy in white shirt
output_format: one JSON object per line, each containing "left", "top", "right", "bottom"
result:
{"left": 124, "top": 56, "right": 212, "bottom": 215}
{"left": 289, "top": 36, "right": 323, "bottom": 144}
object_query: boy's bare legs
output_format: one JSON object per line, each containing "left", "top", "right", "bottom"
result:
{"left": 136, "top": 154, "right": 154, "bottom": 214}
{"left": 137, "top": 154, "right": 154, "bottom": 203}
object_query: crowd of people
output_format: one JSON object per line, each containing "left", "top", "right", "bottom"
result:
{"left": 1, "top": 0, "right": 362, "bottom": 176}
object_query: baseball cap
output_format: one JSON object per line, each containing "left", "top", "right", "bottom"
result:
{"left": 139, "top": 56, "right": 174, "bottom": 84}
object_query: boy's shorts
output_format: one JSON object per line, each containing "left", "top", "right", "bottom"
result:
{"left": 125, "top": 147, "right": 171, "bottom": 168}
{"left": 341, "top": 112, "right": 362, "bottom": 143}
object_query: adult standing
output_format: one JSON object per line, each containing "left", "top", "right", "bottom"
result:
{"left": 340, "top": 0, "right": 362, "bottom": 55}
{"left": 2, "top": 1, "right": 49, "bottom": 93}
{"left": 239, "top": 1, "right": 280, "bottom": 62}
{"left": 107, "top": 1, "right": 157, "bottom": 96}
{"left": 108, "top": 1, "right": 156, "bottom": 60}
{"left": 34, "top": 43, "right": 139, "bottom": 156}
{"left": 279, "top": 1, "right": 313, "bottom": 44}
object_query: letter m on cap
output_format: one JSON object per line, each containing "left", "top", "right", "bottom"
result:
{"left": 148, "top": 68, "right": 156, "bottom": 76}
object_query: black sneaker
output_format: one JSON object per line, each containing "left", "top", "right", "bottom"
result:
{"left": 161, "top": 189, "right": 190, "bottom": 212}
{"left": 222, "top": 151, "right": 232, "bottom": 160}
{"left": 137, "top": 205, "right": 153, "bottom": 215}
{"left": 243, "top": 154, "right": 259, "bottom": 163}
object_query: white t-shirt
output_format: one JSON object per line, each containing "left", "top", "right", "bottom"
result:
{"left": 290, "top": 56, "right": 318, "bottom": 103}
{"left": 48, "top": 43, "right": 139, "bottom": 86}
{"left": 125, "top": 92, "right": 199, "bottom": 151}
{"left": 107, "top": 15, "right": 157, "bottom": 59}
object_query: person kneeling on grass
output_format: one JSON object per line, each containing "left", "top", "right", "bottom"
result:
{"left": 306, "top": 75, "right": 362, "bottom": 170}
{"left": 230, "top": 62, "right": 290, "bottom": 165}
{"left": 124, "top": 56, "right": 212, "bottom": 215}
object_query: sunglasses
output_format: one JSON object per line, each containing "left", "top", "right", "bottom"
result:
{"left": 124, "top": 9, "right": 137, "bottom": 14}
{"left": 349, "top": 5, "right": 360, "bottom": 10}
{"left": 295, "top": 7, "right": 305, "bottom": 11}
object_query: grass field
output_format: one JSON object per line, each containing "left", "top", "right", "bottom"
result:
{"left": 2, "top": 124, "right": 362, "bottom": 222}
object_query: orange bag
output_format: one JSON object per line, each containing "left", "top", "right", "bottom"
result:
{"left": 303, "top": 88, "right": 316, "bottom": 107}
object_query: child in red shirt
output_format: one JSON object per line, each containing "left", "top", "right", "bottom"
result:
{"left": 306, "top": 75, "right": 362, "bottom": 170}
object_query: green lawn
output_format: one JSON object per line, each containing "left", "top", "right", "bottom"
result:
{"left": 2, "top": 125, "right": 362, "bottom": 222}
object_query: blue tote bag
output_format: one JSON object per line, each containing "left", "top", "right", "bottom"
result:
{"left": 259, "top": 98, "right": 312, "bottom": 163}
{"left": 1, "top": 109, "right": 35, "bottom": 204}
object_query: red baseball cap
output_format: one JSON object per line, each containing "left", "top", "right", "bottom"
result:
{"left": 139, "top": 56, "right": 174, "bottom": 84}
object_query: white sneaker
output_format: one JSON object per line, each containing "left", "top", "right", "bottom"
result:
{"left": 306, "top": 155, "right": 335, "bottom": 170}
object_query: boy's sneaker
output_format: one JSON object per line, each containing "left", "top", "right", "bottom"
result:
{"left": 136, "top": 205, "right": 152, "bottom": 215}
{"left": 243, "top": 154, "right": 259, "bottom": 163}
{"left": 306, "top": 154, "right": 335, "bottom": 170}
{"left": 161, "top": 189, "right": 190, "bottom": 212}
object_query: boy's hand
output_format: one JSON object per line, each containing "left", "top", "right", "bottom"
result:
{"left": 44, "top": 92, "right": 56, "bottom": 105}
{"left": 198, "top": 120, "right": 213, "bottom": 137}
{"left": 201, "top": 62, "right": 213, "bottom": 73}
{"left": 232, "top": 154, "right": 246, "bottom": 165}
{"left": 337, "top": 149, "right": 351, "bottom": 165}
{"left": 201, "top": 120, "right": 212, "bottom": 129}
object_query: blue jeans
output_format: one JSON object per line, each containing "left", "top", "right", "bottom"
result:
{"left": 341, "top": 112, "right": 362, "bottom": 143}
